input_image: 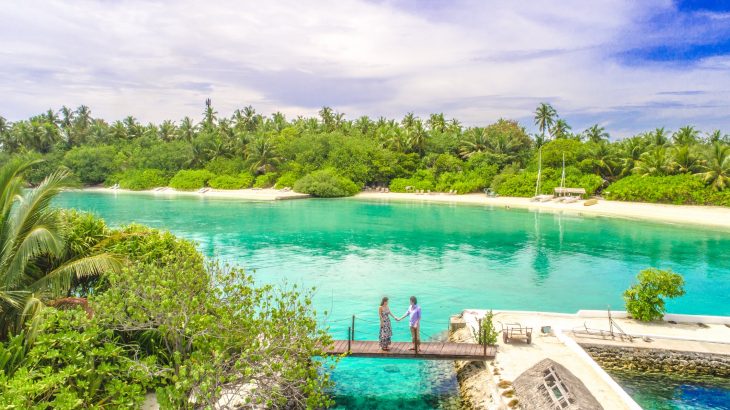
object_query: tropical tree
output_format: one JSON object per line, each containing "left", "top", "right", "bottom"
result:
{"left": 550, "top": 119, "right": 572, "bottom": 139}
{"left": 670, "top": 146, "right": 704, "bottom": 174}
{"left": 426, "top": 113, "right": 446, "bottom": 133}
{"left": 0, "top": 160, "right": 119, "bottom": 337}
{"left": 583, "top": 124, "right": 609, "bottom": 143}
{"left": 698, "top": 142, "right": 730, "bottom": 190}
{"left": 672, "top": 126, "right": 699, "bottom": 146}
{"left": 459, "top": 128, "right": 489, "bottom": 158}
{"left": 246, "top": 137, "right": 281, "bottom": 173}
{"left": 647, "top": 127, "right": 669, "bottom": 147}
{"left": 202, "top": 98, "right": 217, "bottom": 130}
{"left": 534, "top": 103, "right": 557, "bottom": 139}
{"left": 634, "top": 146, "right": 672, "bottom": 176}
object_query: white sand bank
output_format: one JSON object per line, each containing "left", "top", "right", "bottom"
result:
{"left": 80, "top": 187, "right": 310, "bottom": 201}
{"left": 354, "top": 192, "right": 730, "bottom": 230}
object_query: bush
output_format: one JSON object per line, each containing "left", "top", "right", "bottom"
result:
{"left": 473, "top": 310, "right": 498, "bottom": 345}
{"left": 169, "top": 169, "right": 214, "bottom": 190}
{"left": 494, "top": 167, "right": 603, "bottom": 197}
{"left": 389, "top": 169, "right": 436, "bottom": 192}
{"left": 604, "top": 174, "right": 730, "bottom": 205}
{"left": 63, "top": 145, "right": 120, "bottom": 185}
{"left": 208, "top": 174, "right": 247, "bottom": 189}
{"left": 253, "top": 172, "right": 278, "bottom": 188}
{"left": 275, "top": 171, "right": 300, "bottom": 189}
{"left": 0, "top": 309, "right": 152, "bottom": 409}
{"left": 109, "top": 169, "right": 168, "bottom": 190}
{"left": 294, "top": 169, "right": 360, "bottom": 197}
{"left": 205, "top": 157, "right": 246, "bottom": 176}
{"left": 623, "top": 268, "right": 685, "bottom": 321}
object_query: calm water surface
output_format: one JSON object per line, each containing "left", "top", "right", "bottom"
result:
{"left": 55, "top": 191, "right": 730, "bottom": 408}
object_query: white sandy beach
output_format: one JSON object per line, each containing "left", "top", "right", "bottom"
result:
{"left": 80, "top": 188, "right": 730, "bottom": 230}
{"left": 354, "top": 191, "right": 730, "bottom": 230}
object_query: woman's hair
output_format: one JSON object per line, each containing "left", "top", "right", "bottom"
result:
{"left": 410, "top": 296, "right": 417, "bottom": 304}
{"left": 380, "top": 296, "right": 389, "bottom": 306}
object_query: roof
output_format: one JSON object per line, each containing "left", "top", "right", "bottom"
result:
{"left": 554, "top": 187, "right": 587, "bottom": 194}
{"left": 513, "top": 358, "right": 603, "bottom": 410}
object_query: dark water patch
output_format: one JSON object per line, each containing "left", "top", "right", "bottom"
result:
{"left": 610, "top": 370, "right": 730, "bottom": 410}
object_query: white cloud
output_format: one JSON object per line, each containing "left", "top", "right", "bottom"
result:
{"left": 1, "top": 0, "right": 729, "bottom": 137}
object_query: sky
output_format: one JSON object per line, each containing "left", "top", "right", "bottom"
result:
{"left": 1, "top": 0, "right": 730, "bottom": 138}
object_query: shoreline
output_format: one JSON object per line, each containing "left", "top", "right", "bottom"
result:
{"left": 76, "top": 188, "right": 730, "bottom": 230}
{"left": 354, "top": 192, "right": 730, "bottom": 231}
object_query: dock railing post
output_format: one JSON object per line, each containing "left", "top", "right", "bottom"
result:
{"left": 351, "top": 315, "right": 355, "bottom": 341}
{"left": 347, "top": 327, "right": 351, "bottom": 353}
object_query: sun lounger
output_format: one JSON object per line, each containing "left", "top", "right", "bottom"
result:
{"left": 499, "top": 321, "right": 533, "bottom": 344}
{"left": 563, "top": 196, "right": 578, "bottom": 203}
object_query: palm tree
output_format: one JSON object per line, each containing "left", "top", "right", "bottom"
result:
{"left": 633, "top": 146, "right": 672, "bottom": 176}
{"left": 459, "top": 128, "right": 489, "bottom": 158}
{"left": 618, "top": 136, "right": 648, "bottom": 177}
{"left": 401, "top": 112, "right": 417, "bottom": 129}
{"left": 178, "top": 117, "right": 197, "bottom": 143}
{"left": 672, "top": 126, "right": 699, "bottom": 146}
{"left": 426, "top": 113, "right": 446, "bottom": 133}
{"left": 583, "top": 124, "right": 609, "bottom": 143}
{"left": 158, "top": 120, "right": 177, "bottom": 142}
{"left": 0, "top": 160, "right": 119, "bottom": 337}
{"left": 671, "top": 146, "right": 704, "bottom": 174}
{"left": 202, "top": 98, "right": 217, "bottom": 130}
{"left": 406, "top": 120, "right": 427, "bottom": 155}
{"left": 647, "top": 127, "right": 669, "bottom": 147}
{"left": 698, "top": 142, "right": 730, "bottom": 190}
{"left": 246, "top": 137, "right": 281, "bottom": 174}
{"left": 550, "top": 119, "right": 572, "bottom": 139}
{"left": 354, "top": 116, "right": 372, "bottom": 135}
{"left": 318, "top": 106, "right": 335, "bottom": 131}
{"left": 534, "top": 103, "right": 557, "bottom": 139}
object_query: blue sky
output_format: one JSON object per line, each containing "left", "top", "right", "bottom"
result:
{"left": 1, "top": 0, "right": 729, "bottom": 138}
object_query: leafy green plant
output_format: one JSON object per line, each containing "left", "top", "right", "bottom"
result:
{"left": 169, "top": 169, "right": 214, "bottom": 190}
{"left": 294, "top": 169, "right": 359, "bottom": 197}
{"left": 275, "top": 171, "right": 300, "bottom": 189}
{"left": 604, "top": 174, "right": 730, "bottom": 205}
{"left": 253, "top": 172, "right": 279, "bottom": 188}
{"left": 473, "top": 310, "right": 498, "bottom": 345}
{"left": 623, "top": 268, "right": 686, "bottom": 321}
{"left": 63, "top": 145, "right": 121, "bottom": 185}
{"left": 109, "top": 168, "right": 168, "bottom": 190}
{"left": 208, "top": 174, "right": 246, "bottom": 189}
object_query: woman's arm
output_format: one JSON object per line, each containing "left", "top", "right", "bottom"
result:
{"left": 379, "top": 306, "right": 383, "bottom": 326}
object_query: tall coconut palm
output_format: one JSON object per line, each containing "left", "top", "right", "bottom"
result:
{"left": 427, "top": 113, "right": 446, "bottom": 133}
{"left": 633, "top": 146, "right": 672, "bottom": 176}
{"left": 401, "top": 112, "right": 417, "bottom": 129}
{"left": 672, "top": 126, "right": 699, "bottom": 146}
{"left": 202, "top": 98, "right": 217, "bottom": 130}
{"left": 671, "top": 146, "right": 704, "bottom": 174}
{"left": 459, "top": 128, "right": 489, "bottom": 158}
{"left": 0, "top": 161, "right": 119, "bottom": 337}
{"left": 647, "top": 127, "right": 669, "bottom": 147}
{"left": 246, "top": 137, "right": 281, "bottom": 174}
{"left": 318, "top": 106, "right": 335, "bottom": 131}
{"left": 583, "top": 124, "right": 609, "bottom": 143}
{"left": 534, "top": 103, "right": 557, "bottom": 139}
{"left": 698, "top": 142, "right": 730, "bottom": 191}
{"left": 406, "top": 120, "right": 427, "bottom": 155}
{"left": 550, "top": 119, "right": 572, "bottom": 139}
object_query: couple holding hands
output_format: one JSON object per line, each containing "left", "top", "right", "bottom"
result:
{"left": 378, "top": 296, "right": 421, "bottom": 352}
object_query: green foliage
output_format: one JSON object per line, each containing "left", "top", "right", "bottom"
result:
{"left": 623, "top": 268, "right": 685, "bottom": 321}
{"left": 275, "top": 171, "right": 300, "bottom": 189}
{"left": 63, "top": 145, "right": 120, "bottom": 184}
{"left": 94, "top": 225, "right": 335, "bottom": 408}
{"left": 204, "top": 157, "right": 246, "bottom": 176}
{"left": 473, "top": 310, "right": 498, "bottom": 345}
{"left": 294, "top": 169, "right": 359, "bottom": 197}
{"left": 389, "top": 169, "right": 436, "bottom": 192}
{"left": 0, "top": 309, "right": 152, "bottom": 409}
{"left": 109, "top": 168, "right": 168, "bottom": 190}
{"left": 494, "top": 167, "right": 603, "bottom": 197}
{"left": 605, "top": 174, "right": 730, "bottom": 206}
{"left": 128, "top": 140, "right": 193, "bottom": 173}
{"left": 539, "top": 139, "right": 588, "bottom": 168}
{"left": 208, "top": 174, "right": 248, "bottom": 189}
{"left": 169, "top": 169, "right": 214, "bottom": 190}
{"left": 253, "top": 172, "right": 279, "bottom": 188}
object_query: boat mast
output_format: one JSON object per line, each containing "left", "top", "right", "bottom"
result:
{"left": 535, "top": 147, "right": 542, "bottom": 196}
{"left": 560, "top": 152, "right": 566, "bottom": 196}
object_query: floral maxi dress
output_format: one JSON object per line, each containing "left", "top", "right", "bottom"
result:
{"left": 379, "top": 307, "right": 392, "bottom": 349}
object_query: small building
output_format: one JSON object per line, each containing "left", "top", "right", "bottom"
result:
{"left": 513, "top": 358, "right": 603, "bottom": 410}
{"left": 554, "top": 187, "right": 587, "bottom": 197}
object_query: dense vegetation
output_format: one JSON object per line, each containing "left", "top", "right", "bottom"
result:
{"left": 1, "top": 101, "right": 729, "bottom": 203}
{"left": 0, "top": 161, "right": 334, "bottom": 408}
{"left": 624, "top": 268, "right": 685, "bottom": 322}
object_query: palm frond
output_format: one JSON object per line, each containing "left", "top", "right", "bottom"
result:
{"left": 29, "top": 253, "right": 121, "bottom": 296}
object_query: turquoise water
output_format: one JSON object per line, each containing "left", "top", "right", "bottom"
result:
{"left": 54, "top": 191, "right": 730, "bottom": 408}
{"left": 610, "top": 371, "right": 730, "bottom": 410}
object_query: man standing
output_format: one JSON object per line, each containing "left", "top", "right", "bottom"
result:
{"left": 398, "top": 296, "right": 421, "bottom": 352}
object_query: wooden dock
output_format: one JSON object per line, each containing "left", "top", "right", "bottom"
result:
{"left": 324, "top": 340, "right": 496, "bottom": 360}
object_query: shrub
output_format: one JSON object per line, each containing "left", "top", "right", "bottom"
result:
{"left": 253, "top": 172, "right": 278, "bottom": 188}
{"left": 389, "top": 169, "right": 436, "bottom": 192}
{"left": 494, "top": 167, "right": 603, "bottom": 197}
{"left": 169, "top": 169, "right": 214, "bottom": 190}
{"left": 275, "top": 171, "right": 300, "bottom": 189}
{"left": 209, "top": 175, "right": 247, "bottom": 189}
{"left": 623, "top": 268, "right": 685, "bottom": 321}
{"left": 0, "top": 309, "right": 152, "bottom": 409}
{"left": 604, "top": 174, "right": 730, "bottom": 205}
{"left": 473, "top": 310, "right": 498, "bottom": 345}
{"left": 294, "top": 169, "right": 360, "bottom": 197}
{"left": 205, "top": 157, "right": 246, "bottom": 176}
{"left": 109, "top": 169, "right": 168, "bottom": 190}
{"left": 63, "top": 145, "right": 120, "bottom": 184}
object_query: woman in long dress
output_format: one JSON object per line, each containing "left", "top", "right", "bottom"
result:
{"left": 379, "top": 296, "right": 396, "bottom": 351}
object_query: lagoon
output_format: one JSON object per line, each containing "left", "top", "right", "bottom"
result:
{"left": 55, "top": 191, "right": 730, "bottom": 408}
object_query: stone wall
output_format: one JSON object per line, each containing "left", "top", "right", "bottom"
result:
{"left": 581, "top": 344, "right": 730, "bottom": 378}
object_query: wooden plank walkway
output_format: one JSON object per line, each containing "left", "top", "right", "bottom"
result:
{"left": 323, "top": 340, "right": 496, "bottom": 360}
